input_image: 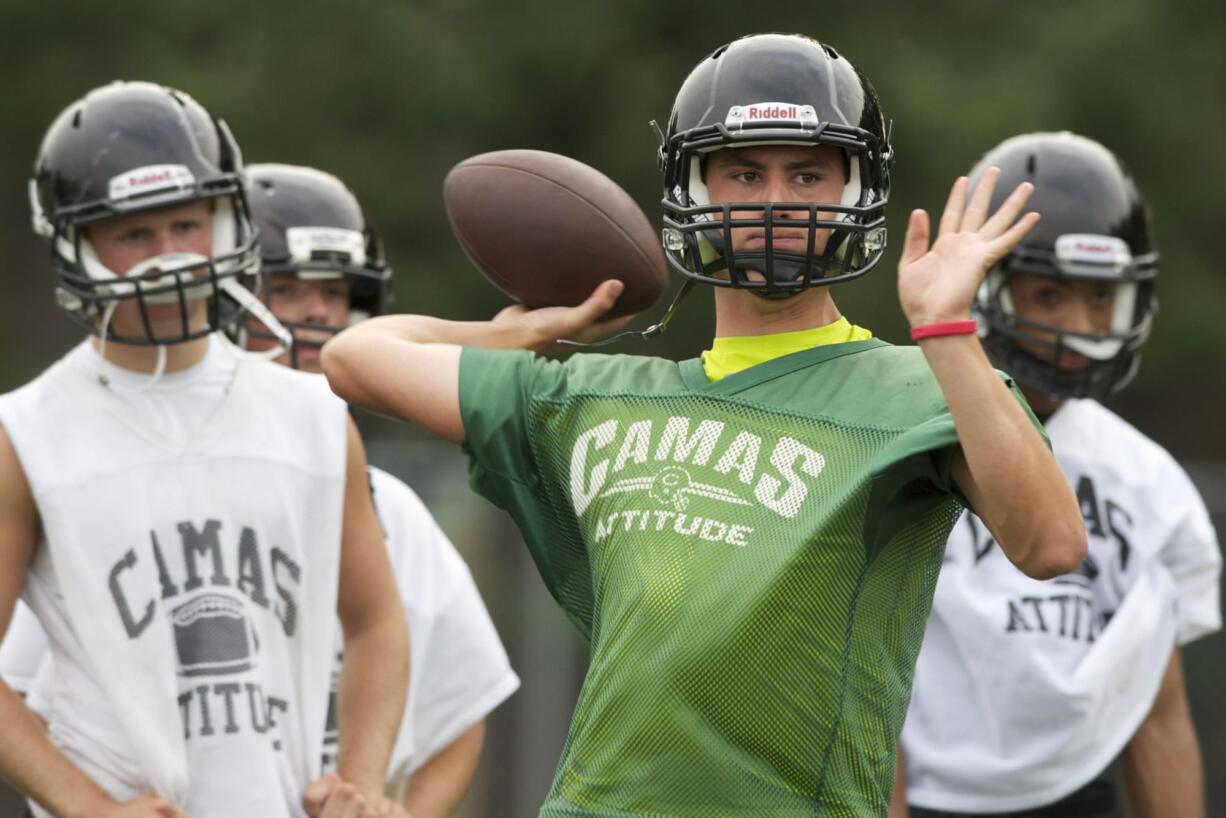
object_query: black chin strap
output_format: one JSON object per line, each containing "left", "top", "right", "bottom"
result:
{"left": 558, "top": 279, "right": 697, "bottom": 348}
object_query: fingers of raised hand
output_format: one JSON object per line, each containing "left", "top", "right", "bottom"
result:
{"left": 980, "top": 181, "right": 1035, "bottom": 239}
{"left": 986, "top": 210, "right": 1041, "bottom": 262}
{"left": 936, "top": 176, "right": 969, "bottom": 238}
{"left": 960, "top": 166, "right": 1001, "bottom": 232}
{"left": 901, "top": 208, "right": 931, "bottom": 265}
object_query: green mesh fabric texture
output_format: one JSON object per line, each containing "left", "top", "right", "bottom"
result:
{"left": 460, "top": 344, "right": 986, "bottom": 817}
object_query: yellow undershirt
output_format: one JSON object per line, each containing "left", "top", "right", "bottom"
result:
{"left": 701, "top": 317, "right": 873, "bottom": 382}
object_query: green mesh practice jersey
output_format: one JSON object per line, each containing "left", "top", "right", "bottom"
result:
{"left": 460, "top": 339, "right": 1031, "bottom": 818}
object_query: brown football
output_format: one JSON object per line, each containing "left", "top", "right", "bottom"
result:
{"left": 443, "top": 149, "right": 667, "bottom": 316}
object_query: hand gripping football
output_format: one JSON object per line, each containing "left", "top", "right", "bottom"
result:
{"left": 444, "top": 149, "right": 667, "bottom": 316}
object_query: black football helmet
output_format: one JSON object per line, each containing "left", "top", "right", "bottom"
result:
{"left": 243, "top": 163, "right": 391, "bottom": 366}
{"left": 29, "top": 81, "right": 260, "bottom": 345}
{"left": 658, "top": 33, "right": 892, "bottom": 296}
{"left": 971, "top": 132, "right": 1158, "bottom": 400}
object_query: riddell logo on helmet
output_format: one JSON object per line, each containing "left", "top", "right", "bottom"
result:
{"left": 746, "top": 104, "right": 798, "bottom": 120}
{"left": 725, "top": 103, "right": 818, "bottom": 130}
{"left": 1054, "top": 234, "right": 1130, "bottom": 270}
{"left": 108, "top": 164, "right": 196, "bottom": 201}
{"left": 130, "top": 169, "right": 174, "bottom": 187}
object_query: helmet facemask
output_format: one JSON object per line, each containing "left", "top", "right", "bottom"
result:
{"left": 663, "top": 128, "right": 887, "bottom": 296}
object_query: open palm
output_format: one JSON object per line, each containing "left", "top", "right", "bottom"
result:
{"left": 898, "top": 167, "right": 1040, "bottom": 328}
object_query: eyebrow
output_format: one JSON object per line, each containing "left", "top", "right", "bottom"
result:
{"left": 711, "top": 155, "right": 837, "bottom": 172}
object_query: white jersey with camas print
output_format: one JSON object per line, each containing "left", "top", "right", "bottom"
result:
{"left": 4, "top": 467, "right": 520, "bottom": 793}
{"left": 901, "top": 398, "right": 1221, "bottom": 812}
{"left": 0, "top": 335, "right": 348, "bottom": 818}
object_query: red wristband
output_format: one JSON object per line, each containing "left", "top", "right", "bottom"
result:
{"left": 909, "top": 319, "right": 978, "bottom": 341}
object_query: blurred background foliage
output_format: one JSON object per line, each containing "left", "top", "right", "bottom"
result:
{"left": 0, "top": 1, "right": 1223, "bottom": 815}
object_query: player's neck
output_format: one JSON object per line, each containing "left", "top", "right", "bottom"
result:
{"left": 91, "top": 334, "right": 212, "bottom": 374}
{"left": 712, "top": 286, "right": 842, "bottom": 338}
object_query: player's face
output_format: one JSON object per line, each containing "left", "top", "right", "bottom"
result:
{"left": 86, "top": 201, "right": 214, "bottom": 341}
{"left": 1008, "top": 272, "right": 1117, "bottom": 372}
{"left": 246, "top": 273, "right": 351, "bottom": 372}
{"left": 703, "top": 144, "right": 847, "bottom": 283}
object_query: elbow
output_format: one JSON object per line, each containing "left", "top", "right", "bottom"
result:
{"left": 1015, "top": 520, "right": 1088, "bottom": 580}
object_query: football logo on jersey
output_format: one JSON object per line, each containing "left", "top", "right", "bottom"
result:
{"left": 171, "top": 592, "right": 259, "bottom": 677}
{"left": 104, "top": 518, "right": 303, "bottom": 745}
{"left": 595, "top": 465, "right": 753, "bottom": 512}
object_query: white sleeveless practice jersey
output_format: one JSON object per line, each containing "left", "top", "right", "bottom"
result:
{"left": 321, "top": 465, "right": 519, "bottom": 784}
{"left": 902, "top": 398, "right": 1221, "bottom": 812}
{"left": 0, "top": 338, "right": 348, "bottom": 818}
{"left": 2, "top": 419, "right": 520, "bottom": 794}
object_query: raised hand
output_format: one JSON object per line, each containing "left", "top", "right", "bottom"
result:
{"left": 897, "top": 167, "right": 1039, "bottom": 328}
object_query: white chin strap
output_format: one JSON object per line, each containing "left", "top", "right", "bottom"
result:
{"left": 97, "top": 287, "right": 294, "bottom": 391}
{"left": 94, "top": 301, "right": 169, "bottom": 392}
{"left": 219, "top": 277, "right": 294, "bottom": 361}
